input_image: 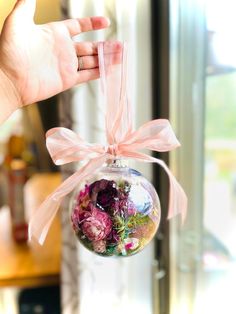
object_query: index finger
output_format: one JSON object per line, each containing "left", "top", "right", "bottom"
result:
{"left": 63, "top": 16, "right": 110, "bottom": 37}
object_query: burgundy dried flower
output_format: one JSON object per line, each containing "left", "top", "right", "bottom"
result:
{"left": 112, "top": 191, "right": 136, "bottom": 218}
{"left": 89, "top": 179, "right": 118, "bottom": 210}
{"left": 107, "top": 229, "right": 120, "bottom": 244}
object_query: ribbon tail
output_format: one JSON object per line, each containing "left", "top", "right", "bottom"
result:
{"left": 121, "top": 151, "right": 187, "bottom": 222}
{"left": 28, "top": 156, "right": 106, "bottom": 245}
{"left": 153, "top": 158, "right": 187, "bottom": 223}
{"left": 28, "top": 196, "right": 61, "bottom": 246}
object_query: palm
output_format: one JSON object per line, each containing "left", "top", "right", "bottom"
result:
{"left": 1, "top": 22, "right": 78, "bottom": 104}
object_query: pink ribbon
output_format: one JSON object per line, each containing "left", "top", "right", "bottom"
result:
{"left": 29, "top": 42, "right": 187, "bottom": 245}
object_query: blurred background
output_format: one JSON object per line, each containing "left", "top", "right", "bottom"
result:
{"left": 0, "top": 0, "right": 236, "bottom": 313}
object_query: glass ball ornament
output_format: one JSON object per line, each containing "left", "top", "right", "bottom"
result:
{"left": 70, "top": 160, "right": 161, "bottom": 257}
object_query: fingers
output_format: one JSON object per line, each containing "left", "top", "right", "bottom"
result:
{"left": 63, "top": 17, "right": 110, "bottom": 37}
{"left": 101, "top": 41, "right": 123, "bottom": 54}
{"left": 78, "top": 55, "right": 98, "bottom": 71}
{"left": 102, "top": 41, "right": 123, "bottom": 65}
{"left": 75, "top": 41, "right": 123, "bottom": 57}
{"left": 75, "top": 41, "right": 123, "bottom": 77}
{"left": 76, "top": 68, "right": 100, "bottom": 84}
{"left": 75, "top": 41, "right": 124, "bottom": 86}
{"left": 75, "top": 42, "right": 98, "bottom": 56}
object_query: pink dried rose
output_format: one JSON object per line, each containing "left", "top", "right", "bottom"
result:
{"left": 71, "top": 206, "right": 91, "bottom": 230}
{"left": 93, "top": 240, "right": 106, "bottom": 253}
{"left": 81, "top": 206, "right": 112, "bottom": 241}
{"left": 71, "top": 201, "right": 95, "bottom": 231}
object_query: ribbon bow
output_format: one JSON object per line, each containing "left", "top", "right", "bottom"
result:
{"left": 29, "top": 42, "right": 187, "bottom": 245}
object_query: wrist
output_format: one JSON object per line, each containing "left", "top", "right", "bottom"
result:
{"left": 0, "top": 66, "right": 21, "bottom": 123}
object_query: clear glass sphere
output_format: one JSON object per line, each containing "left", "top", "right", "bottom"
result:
{"left": 70, "top": 161, "right": 161, "bottom": 257}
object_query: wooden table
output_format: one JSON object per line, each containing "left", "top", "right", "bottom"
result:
{"left": 0, "top": 173, "right": 61, "bottom": 288}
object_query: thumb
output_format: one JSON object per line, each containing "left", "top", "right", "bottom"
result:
{"left": 12, "top": 0, "right": 36, "bottom": 20}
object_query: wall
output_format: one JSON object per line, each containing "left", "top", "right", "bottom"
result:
{"left": 0, "top": 0, "right": 60, "bottom": 31}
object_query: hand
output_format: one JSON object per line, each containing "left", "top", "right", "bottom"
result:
{"left": 0, "top": 0, "right": 112, "bottom": 109}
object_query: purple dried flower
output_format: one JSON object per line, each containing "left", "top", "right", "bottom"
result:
{"left": 112, "top": 190, "right": 137, "bottom": 218}
{"left": 127, "top": 201, "right": 137, "bottom": 216}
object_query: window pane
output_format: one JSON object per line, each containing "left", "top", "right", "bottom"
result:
{"left": 170, "top": 0, "right": 236, "bottom": 313}
{"left": 202, "top": 0, "right": 236, "bottom": 312}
